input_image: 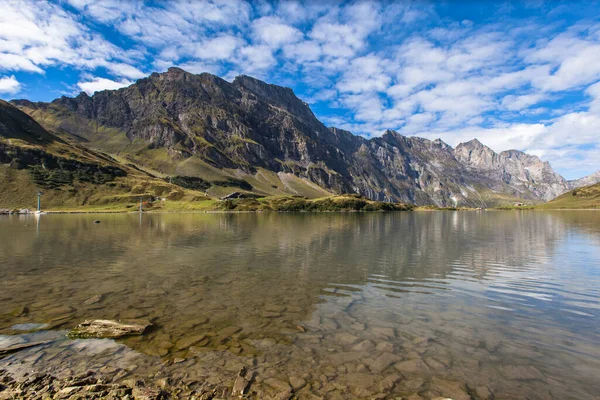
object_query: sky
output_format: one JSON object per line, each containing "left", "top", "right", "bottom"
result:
{"left": 0, "top": 0, "right": 599, "bottom": 179}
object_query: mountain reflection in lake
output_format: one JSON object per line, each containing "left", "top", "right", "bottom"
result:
{"left": 1, "top": 211, "right": 599, "bottom": 399}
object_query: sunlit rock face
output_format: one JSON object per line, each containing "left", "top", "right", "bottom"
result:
{"left": 569, "top": 170, "right": 600, "bottom": 189}
{"left": 454, "top": 139, "right": 571, "bottom": 201}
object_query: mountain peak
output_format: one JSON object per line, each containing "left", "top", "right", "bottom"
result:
{"left": 569, "top": 170, "right": 600, "bottom": 189}
{"left": 432, "top": 138, "right": 451, "bottom": 149}
{"left": 159, "top": 67, "right": 194, "bottom": 78}
{"left": 232, "top": 74, "right": 296, "bottom": 101}
{"left": 232, "top": 75, "right": 318, "bottom": 124}
{"left": 382, "top": 129, "right": 404, "bottom": 138}
{"left": 458, "top": 138, "right": 485, "bottom": 149}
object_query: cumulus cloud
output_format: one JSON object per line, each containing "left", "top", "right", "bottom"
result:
{"left": 0, "top": 0, "right": 140, "bottom": 77}
{"left": 0, "top": 75, "right": 20, "bottom": 94}
{"left": 238, "top": 45, "right": 277, "bottom": 73}
{"left": 77, "top": 77, "right": 132, "bottom": 95}
{"left": 2, "top": 0, "right": 600, "bottom": 177}
{"left": 194, "top": 35, "right": 243, "bottom": 60}
{"left": 252, "top": 16, "right": 303, "bottom": 49}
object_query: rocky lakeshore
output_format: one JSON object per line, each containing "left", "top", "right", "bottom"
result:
{"left": 0, "top": 368, "right": 479, "bottom": 400}
{"left": 0, "top": 319, "right": 482, "bottom": 400}
{"left": 0, "top": 369, "right": 239, "bottom": 400}
{"left": 1, "top": 213, "right": 599, "bottom": 399}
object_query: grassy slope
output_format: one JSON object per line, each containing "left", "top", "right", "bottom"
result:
{"left": 537, "top": 183, "right": 600, "bottom": 209}
{"left": 16, "top": 106, "right": 336, "bottom": 201}
{"left": 0, "top": 101, "right": 212, "bottom": 211}
{"left": 16, "top": 104, "right": 542, "bottom": 208}
{"left": 211, "top": 194, "right": 413, "bottom": 212}
{"left": 1, "top": 108, "right": 400, "bottom": 213}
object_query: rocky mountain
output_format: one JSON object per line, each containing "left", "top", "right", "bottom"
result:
{"left": 539, "top": 181, "right": 600, "bottom": 209}
{"left": 569, "top": 170, "right": 600, "bottom": 189}
{"left": 8, "top": 68, "right": 582, "bottom": 207}
{"left": 454, "top": 139, "right": 571, "bottom": 201}
{"left": 0, "top": 100, "right": 207, "bottom": 209}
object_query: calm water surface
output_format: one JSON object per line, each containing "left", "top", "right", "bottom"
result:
{"left": 0, "top": 211, "right": 599, "bottom": 399}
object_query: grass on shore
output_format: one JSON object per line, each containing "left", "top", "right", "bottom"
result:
{"left": 20, "top": 194, "right": 413, "bottom": 213}
{"left": 536, "top": 183, "right": 600, "bottom": 210}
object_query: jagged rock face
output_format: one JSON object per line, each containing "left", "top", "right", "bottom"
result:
{"left": 13, "top": 68, "right": 354, "bottom": 195}
{"left": 569, "top": 170, "right": 600, "bottom": 189}
{"left": 342, "top": 131, "right": 483, "bottom": 205}
{"left": 9, "top": 69, "right": 575, "bottom": 206}
{"left": 455, "top": 139, "right": 570, "bottom": 201}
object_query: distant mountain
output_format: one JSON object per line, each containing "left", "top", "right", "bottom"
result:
{"left": 454, "top": 139, "right": 570, "bottom": 201}
{"left": 569, "top": 170, "right": 600, "bottom": 190}
{"left": 8, "top": 68, "right": 581, "bottom": 207}
{"left": 539, "top": 181, "right": 600, "bottom": 209}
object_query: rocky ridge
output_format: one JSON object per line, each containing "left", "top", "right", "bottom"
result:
{"left": 9, "top": 68, "right": 589, "bottom": 206}
{"left": 568, "top": 170, "right": 600, "bottom": 189}
{"left": 454, "top": 139, "right": 571, "bottom": 201}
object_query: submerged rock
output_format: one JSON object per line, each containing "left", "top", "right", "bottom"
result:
{"left": 0, "top": 340, "right": 51, "bottom": 356}
{"left": 232, "top": 367, "right": 254, "bottom": 395}
{"left": 67, "top": 319, "right": 151, "bottom": 339}
{"left": 175, "top": 334, "right": 207, "bottom": 350}
{"left": 289, "top": 375, "right": 306, "bottom": 391}
{"left": 83, "top": 294, "right": 104, "bottom": 305}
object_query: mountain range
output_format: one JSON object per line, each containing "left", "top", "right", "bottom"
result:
{"left": 2, "top": 67, "right": 599, "bottom": 209}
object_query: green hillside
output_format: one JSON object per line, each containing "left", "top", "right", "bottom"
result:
{"left": 537, "top": 183, "right": 600, "bottom": 209}
{"left": 1, "top": 100, "right": 410, "bottom": 212}
{"left": 0, "top": 100, "right": 212, "bottom": 211}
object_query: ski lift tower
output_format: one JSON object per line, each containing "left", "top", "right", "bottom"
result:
{"left": 37, "top": 191, "right": 43, "bottom": 212}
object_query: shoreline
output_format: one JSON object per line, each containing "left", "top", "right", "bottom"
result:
{"left": 0, "top": 369, "right": 232, "bottom": 399}
{"left": 1, "top": 208, "right": 599, "bottom": 215}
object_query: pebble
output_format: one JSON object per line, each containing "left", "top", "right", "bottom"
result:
{"left": 370, "top": 352, "right": 402, "bottom": 373}
{"left": 334, "top": 332, "right": 359, "bottom": 346}
{"left": 175, "top": 335, "right": 207, "bottom": 350}
{"left": 352, "top": 340, "right": 375, "bottom": 352}
{"left": 289, "top": 375, "right": 307, "bottom": 391}
{"left": 83, "top": 294, "right": 104, "bottom": 305}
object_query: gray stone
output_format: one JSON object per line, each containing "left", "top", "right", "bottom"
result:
{"left": 352, "top": 340, "right": 375, "bottom": 352}
{"left": 67, "top": 319, "right": 151, "bottom": 339}
{"left": 83, "top": 294, "right": 104, "bottom": 305}
{"left": 175, "top": 334, "right": 207, "bottom": 350}
{"left": 232, "top": 367, "right": 254, "bottom": 396}
{"left": 289, "top": 376, "right": 306, "bottom": 391}
{"left": 334, "top": 333, "right": 359, "bottom": 346}
{"left": 370, "top": 353, "right": 402, "bottom": 373}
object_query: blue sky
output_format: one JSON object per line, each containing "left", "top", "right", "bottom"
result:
{"left": 0, "top": 0, "right": 599, "bottom": 179}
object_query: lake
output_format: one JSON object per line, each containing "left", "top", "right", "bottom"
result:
{"left": 0, "top": 211, "right": 599, "bottom": 399}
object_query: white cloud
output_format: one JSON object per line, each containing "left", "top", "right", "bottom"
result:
{"left": 77, "top": 77, "right": 132, "bottom": 94}
{"left": 526, "top": 31, "right": 600, "bottom": 91}
{"left": 239, "top": 45, "right": 277, "bottom": 73}
{"left": 106, "top": 63, "right": 146, "bottom": 79}
{"left": 0, "top": 75, "right": 20, "bottom": 94}
{"left": 0, "top": 0, "right": 139, "bottom": 77}
{"left": 283, "top": 41, "right": 322, "bottom": 62}
{"left": 194, "top": 35, "right": 243, "bottom": 60}
{"left": 3, "top": 0, "right": 600, "bottom": 177}
{"left": 252, "top": 16, "right": 303, "bottom": 49}
{"left": 170, "top": 61, "right": 221, "bottom": 76}
{"left": 337, "top": 55, "right": 391, "bottom": 94}
{"left": 0, "top": 53, "right": 43, "bottom": 73}
{"left": 501, "top": 93, "right": 547, "bottom": 110}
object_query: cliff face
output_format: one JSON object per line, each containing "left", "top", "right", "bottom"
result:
{"left": 9, "top": 68, "right": 576, "bottom": 206}
{"left": 454, "top": 139, "right": 570, "bottom": 201}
